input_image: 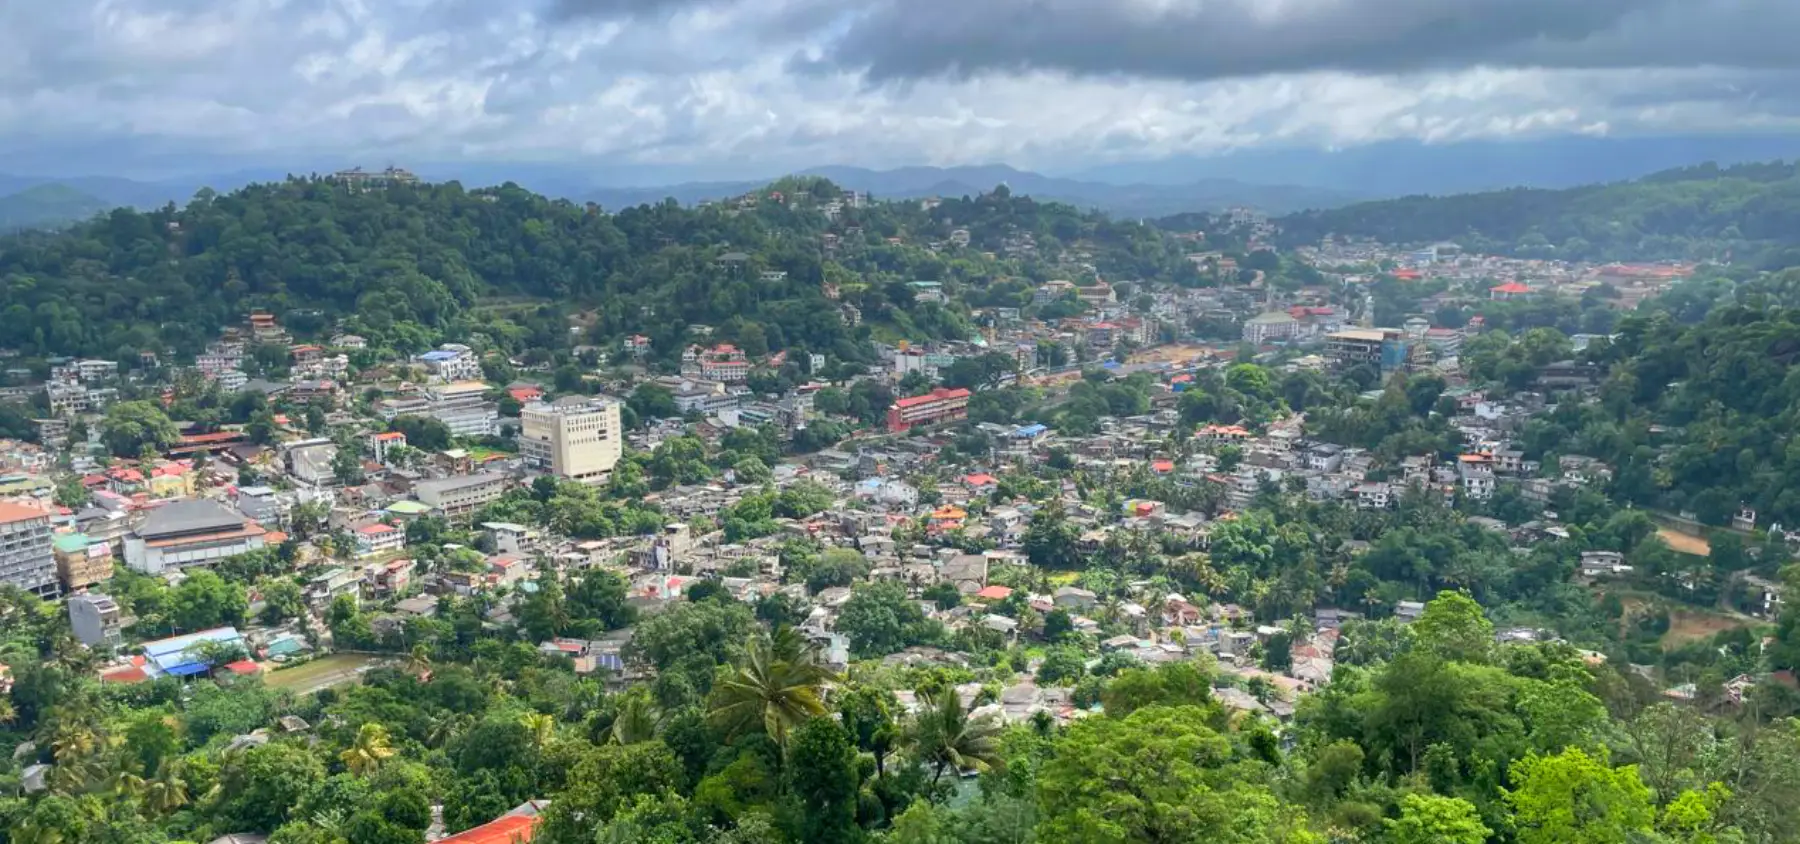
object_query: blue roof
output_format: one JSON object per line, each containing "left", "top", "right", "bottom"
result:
{"left": 143, "top": 627, "right": 242, "bottom": 657}
{"left": 1013, "top": 424, "right": 1048, "bottom": 437}
{"left": 142, "top": 627, "right": 244, "bottom": 676}
{"left": 419, "top": 350, "right": 460, "bottom": 362}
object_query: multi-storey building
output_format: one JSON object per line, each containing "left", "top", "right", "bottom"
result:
{"left": 886, "top": 388, "right": 971, "bottom": 433}
{"left": 415, "top": 343, "right": 483, "bottom": 382}
{"left": 1242, "top": 312, "right": 1300, "bottom": 344}
{"left": 54, "top": 533, "right": 113, "bottom": 592}
{"left": 519, "top": 397, "right": 624, "bottom": 484}
{"left": 698, "top": 345, "right": 751, "bottom": 382}
{"left": 68, "top": 593, "right": 124, "bottom": 648}
{"left": 123, "top": 500, "right": 269, "bottom": 575}
{"left": 0, "top": 501, "right": 56, "bottom": 597}
{"left": 423, "top": 381, "right": 499, "bottom": 438}
{"left": 414, "top": 473, "right": 509, "bottom": 521}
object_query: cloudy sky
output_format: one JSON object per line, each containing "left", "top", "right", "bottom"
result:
{"left": 2, "top": 0, "right": 1798, "bottom": 180}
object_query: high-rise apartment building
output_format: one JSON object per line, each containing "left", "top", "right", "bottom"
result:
{"left": 519, "top": 397, "right": 624, "bottom": 484}
{"left": 0, "top": 501, "right": 58, "bottom": 598}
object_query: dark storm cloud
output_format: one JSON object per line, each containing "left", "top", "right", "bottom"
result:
{"left": 794, "top": 0, "right": 1800, "bottom": 82}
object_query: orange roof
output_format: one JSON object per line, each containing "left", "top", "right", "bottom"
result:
{"left": 1490, "top": 282, "right": 1532, "bottom": 294}
{"left": 359, "top": 523, "right": 399, "bottom": 534}
{"left": 0, "top": 500, "right": 48, "bottom": 524}
{"left": 265, "top": 531, "right": 288, "bottom": 545}
{"left": 224, "top": 660, "right": 260, "bottom": 675}
{"left": 964, "top": 473, "right": 998, "bottom": 486}
{"left": 1152, "top": 460, "right": 1175, "bottom": 473}
{"left": 976, "top": 585, "right": 1014, "bottom": 601}
{"left": 894, "top": 388, "right": 971, "bottom": 409}
{"left": 373, "top": 431, "right": 407, "bottom": 441}
{"left": 438, "top": 814, "right": 540, "bottom": 844}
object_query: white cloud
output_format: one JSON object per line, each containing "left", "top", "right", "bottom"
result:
{"left": 0, "top": 0, "right": 1796, "bottom": 178}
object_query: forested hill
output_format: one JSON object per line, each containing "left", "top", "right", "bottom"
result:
{"left": 1277, "top": 160, "right": 1800, "bottom": 267}
{"left": 0, "top": 177, "right": 1200, "bottom": 361}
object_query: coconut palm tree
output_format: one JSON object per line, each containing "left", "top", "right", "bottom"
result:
{"left": 143, "top": 760, "right": 190, "bottom": 815}
{"left": 909, "top": 690, "right": 1005, "bottom": 787}
{"left": 339, "top": 723, "right": 396, "bottom": 776}
{"left": 607, "top": 694, "right": 663, "bottom": 746}
{"left": 708, "top": 636, "right": 829, "bottom": 746}
{"left": 520, "top": 712, "right": 556, "bottom": 751}
{"left": 405, "top": 644, "right": 433, "bottom": 680}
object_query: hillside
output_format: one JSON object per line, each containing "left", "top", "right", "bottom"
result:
{"left": 1277, "top": 160, "right": 1800, "bottom": 267}
{"left": 0, "top": 176, "right": 1201, "bottom": 359}
{"left": 0, "top": 183, "right": 111, "bottom": 232}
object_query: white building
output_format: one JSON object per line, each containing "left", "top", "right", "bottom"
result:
{"left": 0, "top": 501, "right": 57, "bottom": 598}
{"left": 519, "top": 397, "right": 624, "bottom": 485}
{"left": 415, "top": 343, "right": 483, "bottom": 382}
{"left": 414, "top": 473, "right": 509, "bottom": 521}
{"left": 1242, "top": 312, "right": 1300, "bottom": 345}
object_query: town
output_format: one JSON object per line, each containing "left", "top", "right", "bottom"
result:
{"left": 0, "top": 171, "right": 1793, "bottom": 844}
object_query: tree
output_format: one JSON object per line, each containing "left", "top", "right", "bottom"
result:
{"left": 100, "top": 400, "right": 178, "bottom": 457}
{"left": 1505, "top": 747, "right": 1654, "bottom": 844}
{"left": 170, "top": 569, "right": 248, "bottom": 631}
{"left": 258, "top": 578, "right": 305, "bottom": 625}
{"left": 213, "top": 742, "right": 327, "bottom": 833}
{"left": 732, "top": 456, "right": 773, "bottom": 485}
{"left": 836, "top": 581, "right": 931, "bottom": 658}
{"left": 1261, "top": 630, "right": 1295, "bottom": 672}
{"left": 1384, "top": 793, "right": 1490, "bottom": 844}
{"left": 340, "top": 723, "right": 397, "bottom": 776}
{"left": 706, "top": 635, "right": 829, "bottom": 746}
{"left": 909, "top": 689, "right": 1004, "bottom": 787}
{"left": 1023, "top": 503, "right": 1081, "bottom": 570}
{"left": 1037, "top": 704, "right": 1311, "bottom": 843}
{"left": 1411, "top": 590, "right": 1494, "bottom": 664}
{"left": 626, "top": 599, "right": 755, "bottom": 671}
{"left": 786, "top": 718, "right": 861, "bottom": 843}
{"left": 1036, "top": 646, "right": 1087, "bottom": 685}
{"left": 628, "top": 383, "right": 680, "bottom": 421}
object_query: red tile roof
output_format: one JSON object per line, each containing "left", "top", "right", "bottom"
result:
{"left": 437, "top": 814, "right": 540, "bottom": 844}
{"left": 894, "top": 388, "right": 971, "bottom": 409}
{"left": 1490, "top": 282, "right": 1532, "bottom": 294}
{"left": 359, "top": 523, "right": 399, "bottom": 535}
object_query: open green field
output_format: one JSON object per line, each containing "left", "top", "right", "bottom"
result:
{"left": 264, "top": 653, "right": 383, "bottom": 694}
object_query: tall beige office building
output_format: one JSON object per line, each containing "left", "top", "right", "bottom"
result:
{"left": 519, "top": 396, "right": 623, "bottom": 484}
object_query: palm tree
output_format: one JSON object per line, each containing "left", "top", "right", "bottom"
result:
{"left": 11, "top": 820, "right": 65, "bottom": 844}
{"left": 909, "top": 690, "right": 1005, "bottom": 787}
{"left": 0, "top": 695, "right": 15, "bottom": 725}
{"left": 143, "top": 760, "right": 190, "bottom": 815}
{"left": 340, "top": 723, "right": 396, "bottom": 776}
{"left": 708, "top": 636, "right": 830, "bottom": 746}
{"left": 405, "top": 644, "right": 433, "bottom": 680}
{"left": 424, "top": 712, "right": 470, "bottom": 749}
{"left": 520, "top": 712, "right": 556, "bottom": 751}
{"left": 607, "top": 694, "right": 663, "bottom": 746}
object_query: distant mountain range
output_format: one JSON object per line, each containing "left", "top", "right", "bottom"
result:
{"left": 571, "top": 164, "right": 1370, "bottom": 217}
{"left": 6, "top": 134, "right": 1800, "bottom": 227}
{"left": 0, "top": 184, "right": 113, "bottom": 232}
{"left": 1069, "top": 135, "right": 1800, "bottom": 197}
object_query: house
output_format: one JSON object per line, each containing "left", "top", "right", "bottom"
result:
{"left": 1394, "top": 601, "right": 1426, "bottom": 622}
{"left": 1053, "top": 586, "right": 1097, "bottom": 611}
{"left": 355, "top": 522, "right": 405, "bottom": 557}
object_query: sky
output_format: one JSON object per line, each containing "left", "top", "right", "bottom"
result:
{"left": 2, "top": 0, "right": 1799, "bottom": 181}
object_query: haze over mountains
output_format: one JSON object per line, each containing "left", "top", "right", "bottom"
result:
{"left": 5, "top": 134, "right": 1800, "bottom": 231}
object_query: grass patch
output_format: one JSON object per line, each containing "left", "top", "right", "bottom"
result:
{"left": 264, "top": 653, "right": 380, "bottom": 691}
